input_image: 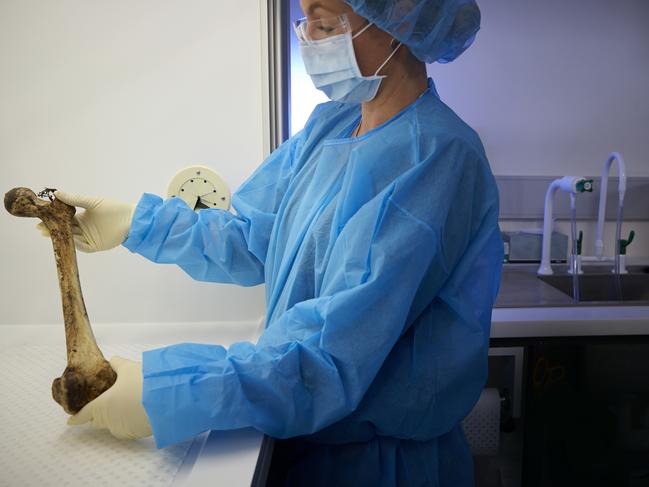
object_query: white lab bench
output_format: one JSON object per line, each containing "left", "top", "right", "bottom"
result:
{"left": 489, "top": 304, "right": 649, "bottom": 423}
{"left": 0, "top": 322, "right": 269, "bottom": 487}
{"left": 486, "top": 266, "right": 649, "bottom": 487}
{"left": 492, "top": 262, "right": 649, "bottom": 338}
{"left": 5, "top": 299, "right": 648, "bottom": 486}
{"left": 492, "top": 305, "right": 649, "bottom": 338}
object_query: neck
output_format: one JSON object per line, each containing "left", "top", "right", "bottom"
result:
{"left": 357, "top": 63, "right": 428, "bottom": 136}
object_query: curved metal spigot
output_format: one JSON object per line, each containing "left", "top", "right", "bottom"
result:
{"left": 538, "top": 176, "right": 593, "bottom": 276}
{"left": 594, "top": 152, "right": 627, "bottom": 259}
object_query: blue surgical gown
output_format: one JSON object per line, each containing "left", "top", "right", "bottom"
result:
{"left": 123, "top": 78, "right": 503, "bottom": 486}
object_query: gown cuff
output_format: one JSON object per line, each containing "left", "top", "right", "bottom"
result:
{"left": 122, "top": 193, "right": 164, "bottom": 252}
{"left": 141, "top": 343, "right": 231, "bottom": 449}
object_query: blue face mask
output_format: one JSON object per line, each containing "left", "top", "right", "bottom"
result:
{"left": 299, "top": 22, "right": 402, "bottom": 104}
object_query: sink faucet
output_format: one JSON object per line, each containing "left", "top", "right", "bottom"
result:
{"left": 537, "top": 176, "right": 593, "bottom": 276}
{"left": 594, "top": 152, "right": 627, "bottom": 260}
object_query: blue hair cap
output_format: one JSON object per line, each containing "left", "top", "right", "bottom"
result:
{"left": 344, "top": 0, "right": 481, "bottom": 63}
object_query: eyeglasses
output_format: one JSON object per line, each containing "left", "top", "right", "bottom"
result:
{"left": 293, "top": 14, "right": 352, "bottom": 42}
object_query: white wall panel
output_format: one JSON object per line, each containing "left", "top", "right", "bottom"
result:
{"left": 0, "top": 0, "right": 268, "bottom": 326}
{"left": 429, "top": 0, "right": 649, "bottom": 177}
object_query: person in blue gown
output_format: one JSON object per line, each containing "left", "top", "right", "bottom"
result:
{"left": 53, "top": 0, "right": 503, "bottom": 484}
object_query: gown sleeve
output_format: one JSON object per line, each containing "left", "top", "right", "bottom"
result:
{"left": 141, "top": 138, "right": 500, "bottom": 448}
{"left": 121, "top": 131, "right": 304, "bottom": 286}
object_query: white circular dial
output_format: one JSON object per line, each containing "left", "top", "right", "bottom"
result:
{"left": 166, "top": 165, "right": 230, "bottom": 211}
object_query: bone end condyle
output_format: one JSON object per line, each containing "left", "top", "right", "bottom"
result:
{"left": 4, "top": 187, "right": 47, "bottom": 218}
{"left": 4, "top": 186, "right": 117, "bottom": 415}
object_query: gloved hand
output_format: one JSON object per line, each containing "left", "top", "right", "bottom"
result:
{"left": 67, "top": 356, "right": 152, "bottom": 440}
{"left": 36, "top": 191, "right": 136, "bottom": 253}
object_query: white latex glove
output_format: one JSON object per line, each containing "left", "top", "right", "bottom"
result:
{"left": 36, "top": 191, "right": 136, "bottom": 253}
{"left": 67, "top": 356, "right": 152, "bottom": 440}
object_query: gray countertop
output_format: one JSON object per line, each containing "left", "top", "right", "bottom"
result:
{"left": 490, "top": 262, "right": 649, "bottom": 338}
{"left": 496, "top": 264, "right": 574, "bottom": 308}
{"left": 495, "top": 263, "right": 649, "bottom": 308}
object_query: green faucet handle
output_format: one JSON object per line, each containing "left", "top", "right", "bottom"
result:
{"left": 619, "top": 230, "right": 635, "bottom": 255}
{"left": 576, "top": 178, "right": 594, "bottom": 193}
{"left": 576, "top": 230, "right": 583, "bottom": 255}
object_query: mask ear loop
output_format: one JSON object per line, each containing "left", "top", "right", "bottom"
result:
{"left": 374, "top": 41, "right": 403, "bottom": 76}
{"left": 351, "top": 21, "right": 373, "bottom": 40}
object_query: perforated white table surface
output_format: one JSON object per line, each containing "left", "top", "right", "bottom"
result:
{"left": 0, "top": 323, "right": 265, "bottom": 487}
{"left": 0, "top": 343, "right": 192, "bottom": 487}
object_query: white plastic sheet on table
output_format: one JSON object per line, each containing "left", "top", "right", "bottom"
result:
{"left": 0, "top": 344, "right": 192, "bottom": 487}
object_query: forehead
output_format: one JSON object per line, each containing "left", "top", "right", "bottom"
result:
{"left": 299, "top": 0, "right": 353, "bottom": 16}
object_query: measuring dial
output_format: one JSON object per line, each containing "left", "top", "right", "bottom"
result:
{"left": 166, "top": 165, "right": 231, "bottom": 211}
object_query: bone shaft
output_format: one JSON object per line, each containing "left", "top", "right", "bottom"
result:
{"left": 49, "top": 226, "right": 103, "bottom": 367}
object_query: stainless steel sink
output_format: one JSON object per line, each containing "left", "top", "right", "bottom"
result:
{"left": 538, "top": 266, "right": 649, "bottom": 302}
